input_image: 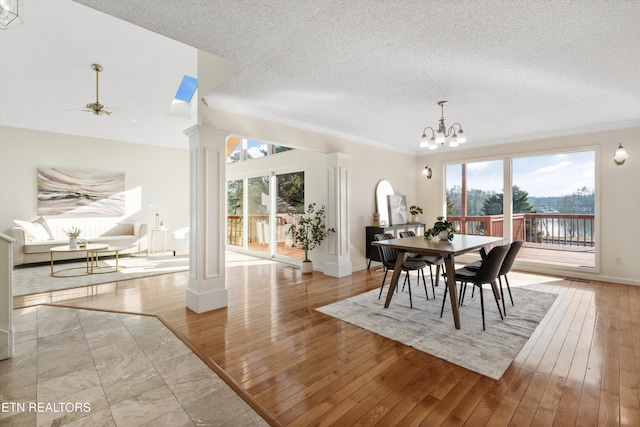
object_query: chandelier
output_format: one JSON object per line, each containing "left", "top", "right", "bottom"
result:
{"left": 420, "top": 100, "right": 467, "bottom": 150}
{"left": 0, "top": 0, "right": 22, "bottom": 30}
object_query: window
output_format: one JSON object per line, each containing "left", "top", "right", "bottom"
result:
{"left": 444, "top": 150, "right": 596, "bottom": 269}
{"left": 513, "top": 151, "right": 595, "bottom": 268}
{"left": 276, "top": 172, "right": 304, "bottom": 259}
{"left": 226, "top": 170, "right": 305, "bottom": 261}
{"left": 446, "top": 160, "right": 504, "bottom": 236}
{"left": 247, "top": 176, "right": 270, "bottom": 255}
{"left": 226, "top": 138, "right": 295, "bottom": 163}
{"left": 226, "top": 179, "right": 243, "bottom": 247}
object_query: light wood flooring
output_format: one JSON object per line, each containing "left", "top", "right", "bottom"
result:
{"left": 14, "top": 258, "right": 640, "bottom": 426}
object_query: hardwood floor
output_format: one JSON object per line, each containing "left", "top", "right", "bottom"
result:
{"left": 15, "top": 259, "right": 640, "bottom": 426}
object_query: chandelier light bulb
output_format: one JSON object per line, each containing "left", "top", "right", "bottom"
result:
{"left": 457, "top": 129, "right": 466, "bottom": 144}
{"left": 449, "top": 133, "right": 458, "bottom": 147}
{"left": 419, "top": 132, "right": 430, "bottom": 148}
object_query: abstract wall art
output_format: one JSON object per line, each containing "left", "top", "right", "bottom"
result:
{"left": 387, "top": 194, "right": 408, "bottom": 225}
{"left": 37, "top": 168, "right": 125, "bottom": 216}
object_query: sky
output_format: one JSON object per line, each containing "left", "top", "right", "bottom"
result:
{"left": 446, "top": 150, "right": 595, "bottom": 197}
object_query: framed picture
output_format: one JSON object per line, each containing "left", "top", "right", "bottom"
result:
{"left": 37, "top": 167, "right": 125, "bottom": 216}
{"left": 387, "top": 194, "right": 408, "bottom": 225}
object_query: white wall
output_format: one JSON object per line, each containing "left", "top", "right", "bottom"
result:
{"left": 417, "top": 126, "right": 640, "bottom": 285}
{"left": 6, "top": 119, "right": 631, "bottom": 284}
{"left": 0, "top": 126, "right": 190, "bottom": 243}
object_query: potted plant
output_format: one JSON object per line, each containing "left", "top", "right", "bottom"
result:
{"left": 409, "top": 205, "right": 423, "bottom": 223}
{"left": 424, "top": 216, "right": 456, "bottom": 241}
{"left": 287, "top": 203, "right": 334, "bottom": 273}
{"left": 63, "top": 226, "right": 82, "bottom": 249}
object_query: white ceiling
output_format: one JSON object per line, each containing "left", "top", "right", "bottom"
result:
{"left": 1, "top": 0, "right": 639, "bottom": 154}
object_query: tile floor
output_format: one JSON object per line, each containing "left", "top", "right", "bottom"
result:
{"left": 0, "top": 305, "right": 269, "bottom": 426}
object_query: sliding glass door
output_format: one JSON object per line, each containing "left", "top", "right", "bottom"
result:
{"left": 226, "top": 171, "right": 305, "bottom": 261}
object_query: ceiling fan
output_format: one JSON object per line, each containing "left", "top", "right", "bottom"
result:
{"left": 82, "top": 63, "right": 137, "bottom": 122}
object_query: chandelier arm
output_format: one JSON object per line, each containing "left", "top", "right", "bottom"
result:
{"left": 446, "top": 123, "right": 463, "bottom": 136}
{"left": 422, "top": 126, "right": 437, "bottom": 137}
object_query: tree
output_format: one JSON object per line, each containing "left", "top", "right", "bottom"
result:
{"left": 481, "top": 186, "right": 535, "bottom": 215}
{"left": 277, "top": 172, "right": 304, "bottom": 212}
{"left": 561, "top": 186, "right": 594, "bottom": 214}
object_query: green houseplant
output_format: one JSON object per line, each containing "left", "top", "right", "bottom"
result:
{"left": 287, "top": 203, "right": 334, "bottom": 273}
{"left": 409, "top": 205, "right": 423, "bottom": 222}
{"left": 424, "top": 216, "right": 456, "bottom": 241}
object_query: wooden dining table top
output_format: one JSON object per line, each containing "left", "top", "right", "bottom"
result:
{"left": 371, "top": 234, "right": 505, "bottom": 256}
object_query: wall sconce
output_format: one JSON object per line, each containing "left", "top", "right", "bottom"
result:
{"left": 613, "top": 143, "right": 628, "bottom": 165}
{"left": 421, "top": 165, "right": 432, "bottom": 179}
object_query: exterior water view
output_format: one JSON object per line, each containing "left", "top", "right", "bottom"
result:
{"left": 446, "top": 151, "right": 595, "bottom": 268}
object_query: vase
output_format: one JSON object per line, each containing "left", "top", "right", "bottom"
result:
{"left": 412, "top": 215, "right": 419, "bottom": 223}
{"left": 69, "top": 238, "right": 78, "bottom": 249}
{"left": 438, "top": 230, "right": 449, "bottom": 241}
{"left": 301, "top": 260, "right": 313, "bottom": 274}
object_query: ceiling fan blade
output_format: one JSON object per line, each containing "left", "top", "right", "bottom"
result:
{"left": 109, "top": 111, "right": 138, "bottom": 123}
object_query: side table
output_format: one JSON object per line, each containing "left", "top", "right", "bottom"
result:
{"left": 150, "top": 227, "right": 168, "bottom": 254}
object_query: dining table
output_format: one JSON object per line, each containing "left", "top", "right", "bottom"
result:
{"left": 371, "top": 233, "right": 505, "bottom": 329}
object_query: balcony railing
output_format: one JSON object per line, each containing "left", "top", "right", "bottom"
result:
{"left": 227, "top": 214, "right": 291, "bottom": 246}
{"left": 449, "top": 213, "right": 595, "bottom": 247}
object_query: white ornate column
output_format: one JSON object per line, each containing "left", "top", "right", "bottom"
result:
{"left": 0, "top": 233, "right": 14, "bottom": 360}
{"left": 184, "top": 125, "right": 229, "bottom": 313}
{"left": 324, "top": 152, "right": 352, "bottom": 277}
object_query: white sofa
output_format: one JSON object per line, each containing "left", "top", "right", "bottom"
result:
{"left": 11, "top": 217, "right": 148, "bottom": 266}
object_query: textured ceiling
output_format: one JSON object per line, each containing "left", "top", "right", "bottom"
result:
{"left": 1, "top": 0, "right": 639, "bottom": 153}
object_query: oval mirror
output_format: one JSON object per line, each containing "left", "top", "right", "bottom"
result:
{"left": 375, "top": 180, "right": 394, "bottom": 227}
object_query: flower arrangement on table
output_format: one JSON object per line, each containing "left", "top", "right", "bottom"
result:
{"left": 424, "top": 216, "right": 456, "bottom": 241}
{"left": 63, "top": 227, "right": 82, "bottom": 238}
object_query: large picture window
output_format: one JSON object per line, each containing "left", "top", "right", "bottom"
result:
{"left": 445, "top": 150, "right": 595, "bottom": 269}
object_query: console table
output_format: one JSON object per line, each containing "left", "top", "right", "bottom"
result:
{"left": 365, "top": 223, "right": 425, "bottom": 269}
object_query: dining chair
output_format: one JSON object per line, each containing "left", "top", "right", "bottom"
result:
{"left": 373, "top": 233, "right": 430, "bottom": 308}
{"left": 462, "top": 239, "right": 524, "bottom": 315}
{"left": 440, "top": 243, "right": 510, "bottom": 330}
{"left": 398, "top": 231, "right": 443, "bottom": 299}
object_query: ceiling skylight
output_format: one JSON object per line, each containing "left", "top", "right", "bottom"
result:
{"left": 168, "top": 75, "right": 198, "bottom": 119}
{"left": 175, "top": 75, "right": 197, "bottom": 102}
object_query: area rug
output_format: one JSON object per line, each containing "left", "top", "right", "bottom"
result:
{"left": 316, "top": 285, "right": 558, "bottom": 380}
{"left": 13, "top": 254, "right": 189, "bottom": 296}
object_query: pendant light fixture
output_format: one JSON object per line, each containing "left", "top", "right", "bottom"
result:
{"left": 0, "top": 0, "right": 22, "bottom": 29}
{"left": 420, "top": 100, "right": 467, "bottom": 150}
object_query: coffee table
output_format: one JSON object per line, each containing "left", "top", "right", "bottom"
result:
{"left": 49, "top": 244, "right": 128, "bottom": 277}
